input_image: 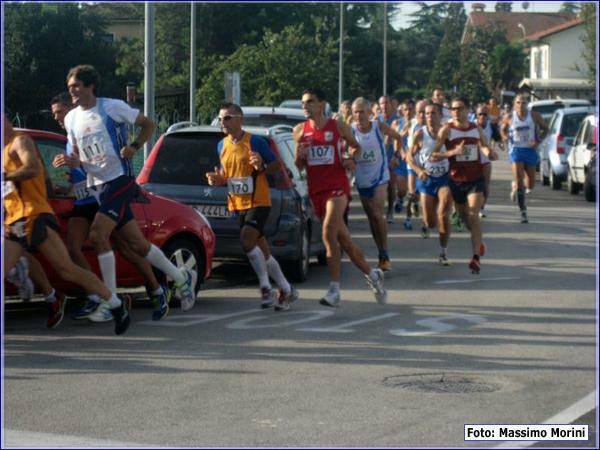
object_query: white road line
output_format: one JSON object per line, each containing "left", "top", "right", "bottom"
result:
{"left": 2, "top": 429, "right": 162, "bottom": 448}
{"left": 494, "top": 391, "right": 597, "bottom": 448}
{"left": 434, "top": 277, "right": 519, "bottom": 285}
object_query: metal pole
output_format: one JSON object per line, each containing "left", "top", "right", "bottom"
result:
{"left": 144, "top": 2, "right": 155, "bottom": 161}
{"left": 338, "top": 1, "right": 344, "bottom": 110}
{"left": 190, "top": 2, "right": 197, "bottom": 122}
{"left": 383, "top": 2, "right": 387, "bottom": 96}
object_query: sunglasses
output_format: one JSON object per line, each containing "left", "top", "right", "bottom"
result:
{"left": 219, "top": 115, "right": 242, "bottom": 122}
{"left": 477, "top": 113, "right": 488, "bottom": 116}
{"left": 449, "top": 106, "right": 464, "bottom": 111}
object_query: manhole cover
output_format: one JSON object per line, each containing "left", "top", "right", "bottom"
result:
{"left": 383, "top": 373, "right": 500, "bottom": 394}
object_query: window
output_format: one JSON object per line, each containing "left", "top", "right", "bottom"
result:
{"left": 532, "top": 45, "right": 549, "bottom": 79}
{"left": 561, "top": 113, "right": 588, "bottom": 137}
{"left": 34, "top": 137, "right": 72, "bottom": 198}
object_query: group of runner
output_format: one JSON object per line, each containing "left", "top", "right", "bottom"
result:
{"left": 3, "top": 65, "right": 547, "bottom": 327}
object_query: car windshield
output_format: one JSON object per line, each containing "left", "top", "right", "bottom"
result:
{"left": 148, "top": 133, "right": 222, "bottom": 186}
{"left": 241, "top": 115, "right": 303, "bottom": 128}
{"left": 562, "top": 113, "right": 589, "bottom": 137}
{"left": 531, "top": 104, "right": 563, "bottom": 122}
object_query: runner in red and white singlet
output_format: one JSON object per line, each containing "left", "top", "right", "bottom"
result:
{"left": 293, "top": 88, "right": 387, "bottom": 307}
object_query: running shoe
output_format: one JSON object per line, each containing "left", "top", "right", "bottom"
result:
{"left": 151, "top": 285, "right": 171, "bottom": 321}
{"left": 394, "top": 199, "right": 403, "bottom": 214}
{"left": 319, "top": 287, "right": 341, "bottom": 307}
{"left": 7, "top": 256, "right": 34, "bottom": 302}
{"left": 378, "top": 257, "right": 392, "bottom": 272}
{"left": 520, "top": 211, "right": 529, "bottom": 224}
{"left": 365, "top": 269, "right": 387, "bottom": 305}
{"left": 72, "top": 298, "right": 100, "bottom": 320}
{"left": 403, "top": 218, "right": 413, "bottom": 230}
{"left": 111, "top": 295, "right": 131, "bottom": 335}
{"left": 260, "top": 287, "right": 278, "bottom": 309}
{"left": 175, "top": 268, "right": 196, "bottom": 311}
{"left": 274, "top": 286, "right": 299, "bottom": 312}
{"left": 479, "top": 210, "right": 487, "bottom": 218}
{"left": 421, "top": 226, "right": 430, "bottom": 239}
{"left": 479, "top": 242, "right": 486, "bottom": 257}
{"left": 46, "top": 291, "right": 67, "bottom": 329}
{"left": 525, "top": 188, "right": 532, "bottom": 194}
{"left": 469, "top": 258, "right": 481, "bottom": 274}
{"left": 88, "top": 301, "right": 113, "bottom": 323}
{"left": 439, "top": 253, "right": 450, "bottom": 266}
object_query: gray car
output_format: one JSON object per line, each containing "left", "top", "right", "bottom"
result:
{"left": 137, "top": 124, "right": 326, "bottom": 282}
{"left": 538, "top": 106, "right": 593, "bottom": 190}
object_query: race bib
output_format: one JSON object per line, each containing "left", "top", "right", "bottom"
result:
{"left": 2, "top": 180, "right": 15, "bottom": 198}
{"left": 73, "top": 180, "right": 92, "bottom": 201}
{"left": 80, "top": 132, "right": 109, "bottom": 163}
{"left": 358, "top": 148, "right": 377, "bottom": 165}
{"left": 307, "top": 145, "right": 334, "bottom": 166}
{"left": 455, "top": 144, "right": 478, "bottom": 162}
{"left": 227, "top": 176, "right": 254, "bottom": 195}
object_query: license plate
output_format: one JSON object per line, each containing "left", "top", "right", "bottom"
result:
{"left": 195, "top": 204, "right": 231, "bottom": 218}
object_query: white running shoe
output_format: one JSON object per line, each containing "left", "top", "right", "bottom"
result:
{"left": 7, "top": 256, "right": 34, "bottom": 301}
{"left": 319, "top": 287, "right": 341, "bottom": 307}
{"left": 175, "top": 268, "right": 196, "bottom": 311}
{"left": 365, "top": 269, "right": 387, "bottom": 305}
{"left": 88, "top": 301, "right": 113, "bottom": 322}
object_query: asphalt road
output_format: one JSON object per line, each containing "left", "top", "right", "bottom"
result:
{"left": 2, "top": 151, "right": 597, "bottom": 448}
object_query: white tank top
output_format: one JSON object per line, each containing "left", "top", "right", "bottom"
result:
{"left": 417, "top": 127, "right": 449, "bottom": 177}
{"left": 408, "top": 119, "right": 423, "bottom": 151}
{"left": 509, "top": 110, "right": 536, "bottom": 149}
{"left": 351, "top": 121, "right": 390, "bottom": 189}
{"left": 480, "top": 121, "right": 492, "bottom": 164}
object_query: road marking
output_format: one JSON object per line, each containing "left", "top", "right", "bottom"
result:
{"left": 434, "top": 277, "right": 519, "bottom": 285}
{"left": 227, "top": 310, "right": 334, "bottom": 329}
{"left": 297, "top": 313, "right": 400, "bottom": 333}
{"left": 3, "top": 429, "right": 159, "bottom": 448}
{"left": 140, "top": 309, "right": 262, "bottom": 327}
{"left": 390, "top": 313, "right": 486, "bottom": 336}
{"left": 494, "top": 391, "right": 597, "bottom": 448}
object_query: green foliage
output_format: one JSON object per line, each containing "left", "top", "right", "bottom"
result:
{"left": 495, "top": 2, "right": 513, "bottom": 12}
{"left": 577, "top": 3, "right": 597, "bottom": 85}
{"left": 559, "top": 2, "right": 582, "bottom": 14}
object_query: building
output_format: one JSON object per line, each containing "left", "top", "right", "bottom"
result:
{"left": 518, "top": 18, "right": 594, "bottom": 100}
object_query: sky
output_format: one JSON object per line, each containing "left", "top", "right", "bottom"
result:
{"left": 391, "top": 1, "right": 565, "bottom": 30}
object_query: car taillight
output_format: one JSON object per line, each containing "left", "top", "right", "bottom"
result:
{"left": 556, "top": 134, "right": 565, "bottom": 154}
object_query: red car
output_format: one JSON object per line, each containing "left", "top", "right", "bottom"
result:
{"left": 5, "top": 129, "right": 215, "bottom": 297}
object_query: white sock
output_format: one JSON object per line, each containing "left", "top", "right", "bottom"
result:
{"left": 107, "top": 293, "right": 122, "bottom": 308}
{"left": 152, "top": 286, "right": 164, "bottom": 296}
{"left": 246, "top": 247, "right": 271, "bottom": 289}
{"left": 87, "top": 294, "right": 101, "bottom": 304}
{"left": 45, "top": 289, "right": 56, "bottom": 303}
{"left": 440, "top": 247, "right": 447, "bottom": 255}
{"left": 145, "top": 244, "right": 185, "bottom": 284}
{"left": 98, "top": 251, "right": 117, "bottom": 294}
{"left": 265, "top": 256, "right": 291, "bottom": 294}
{"left": 329, "top": 281, "right": 340, "bottom": 292}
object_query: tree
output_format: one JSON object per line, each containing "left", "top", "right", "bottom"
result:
{"left": 577, "top": 3, "right": 597, "bottom": 85}
{"left": 495, "top": 2, "right": 513, "bottom": 12}
{"left": 428, "top": 2, "right": 466, "bottom": 92}
{"left": 559, "top": 2, "right": 582, "bottom": 14}
{"left": 488, "top": 42, "right": 528, "bottom": 94}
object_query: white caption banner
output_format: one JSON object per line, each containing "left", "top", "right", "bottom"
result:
{"left": 464, "top": 424, "right": 589, "bottom": 441}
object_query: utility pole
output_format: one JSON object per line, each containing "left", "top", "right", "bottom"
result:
{"left": 144, "top": 2, "right": 155, "bottom": 160}
{"left": 338, "top": 1, "right": 344, "bottom": 110}
{"left": 383, "top": 2, "right": 387, "bottom": 95}
{"left": 190, "top": 2, "right": 197, "bottom": 122}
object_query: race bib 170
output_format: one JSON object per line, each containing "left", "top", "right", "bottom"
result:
{"left": 227, "top": 176, "right": 254, "bottom": 195}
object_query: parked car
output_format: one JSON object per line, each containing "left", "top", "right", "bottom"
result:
{"left": 567, "top": 113, "right": 597, "bottom": 201}
{"left": 279, "top": 99, "right": 333, "bottom": 117}
{"left": 529, "top": 99, "right": 591, "bottom": 123}
{"left": 137, "top": 125, "right": 326, "bottom": 282}
{"left": 210, "top": 107, "right": 305, "bottom": 128}
{"left": 5, "top": 129, "right": 216, "bottom": 297}
{"left": 538, "top": 106, "right": 593, "bottom": 190}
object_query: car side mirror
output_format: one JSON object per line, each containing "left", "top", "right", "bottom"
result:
{"left": 587, "top": 142, "right": 596, "bottom": 151}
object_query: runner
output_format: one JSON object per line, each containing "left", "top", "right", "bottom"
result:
{"left": 50, "top": 93, "right": 170, "bottom": 322}
{"left": 500, "top": 94, "right": 548, "bottom": 223}
{"left": 431, "top": 87, "right": 452, "bottom": 124}
{"left": 206, "top": 103, "right": 298, "bottom": 311}
{"left": 293, "top": 88, "right": 386, "bottom": 307}
{"left": 403, "top": 100, "right": 428, "bottom": 230}
{"left": 56, "top": 65, "right": 196, "bottom": 314}
{"left": 475, "top": 103, "right": 501, "bottom": 218}
{"left": 377, "top": 95, "right": 400, "bottom": 224}
{"left": 407, "top": 103, "right": 453, "bottom": 264}
{"left": 390, "top": 100, "right": 414, "bottom": 216}
{"left": 430, "top": 97, "right": 498, "bottom": 274}
{"left": 2, "top": 114, "right": 129, "bottom": 333}
{"left": 351, "top": 97, "right": 403, "bottom": 272}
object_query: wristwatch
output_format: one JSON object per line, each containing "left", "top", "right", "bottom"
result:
{"left": 130, "top": 141, "right": 142, "bottom": 150}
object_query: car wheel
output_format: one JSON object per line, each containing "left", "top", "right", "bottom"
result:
{"left": 286, "top": 227, "right": 310, "bottom": 283}
{"left": 567, "top": 169, "right": 581, "bottom": 195}
{"left": 584, "top": 178, "right": 596, "bottom": 202}
{"left": 157, "top": 238, "right": 204, "bottom": 297}
{"left": 550, "top": 170, "right": 562, "bottom": 190}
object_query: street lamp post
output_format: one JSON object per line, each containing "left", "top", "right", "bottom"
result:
{"left": 144, "top": 2, "right": 155, "bottom": 161}
{"left": 338, "top": 1, "right": 344, "bottom": 110}
{"left": 190, "top": 2, "right": 197, "bottom": 122}
{"left": 383, "top": 2, "right": 387, "bottom": 96}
